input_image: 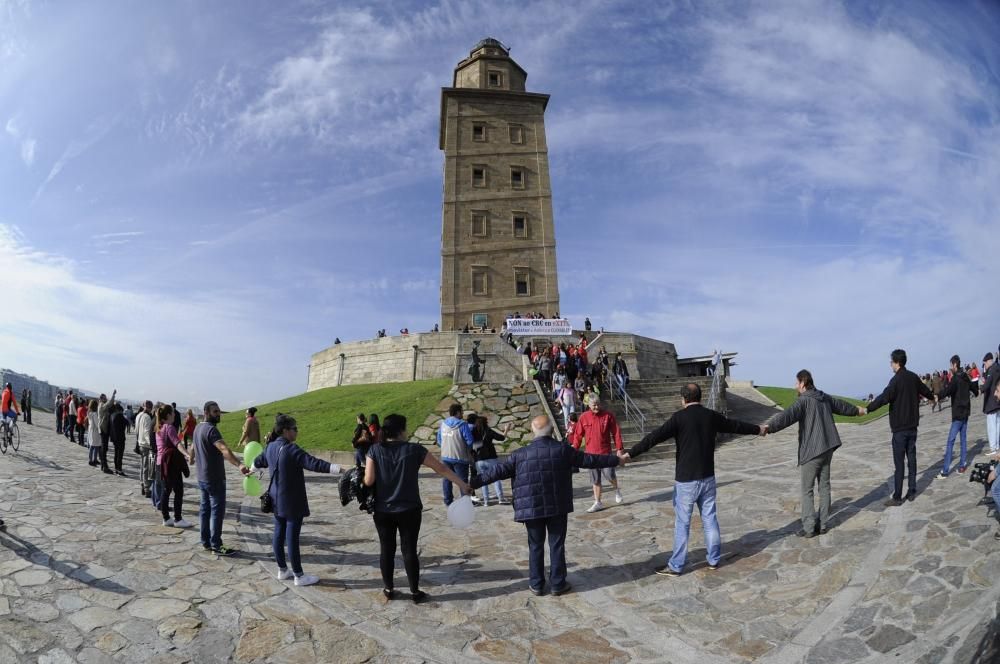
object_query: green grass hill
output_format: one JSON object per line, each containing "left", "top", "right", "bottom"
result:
{"left": 218, "top": 379, "right": 452, "bottom": 452}
{"left": 755, "top": 386, "right": 886, "bottom": 425}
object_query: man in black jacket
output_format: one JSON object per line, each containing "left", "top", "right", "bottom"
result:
{"left": 472, "top": 415, "right": 622, "bottom": 596}
{"left": 765, "top": 370, "right": 864, "bottom": 537}
{"left": 620, "top": 383, "right": 764, "bottom": 576}
{"left": 865, "top": 349, "right": 936, "bottom": 506}
{"left": 936, "top": 355, "right": 979, "bottom": 477}
{"left": 982, "top": 353, "right": 1000, "bottom": 455}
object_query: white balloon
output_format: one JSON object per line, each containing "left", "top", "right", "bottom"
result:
{"left": 447, "top": 495, "right": 476, "bottom": 529}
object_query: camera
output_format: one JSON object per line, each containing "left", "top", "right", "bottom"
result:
{"left": 969, "top": 460, "right": 998, "bottom": 486}
{"left": 338, "top": 466, "right": 376, "bottom": 513}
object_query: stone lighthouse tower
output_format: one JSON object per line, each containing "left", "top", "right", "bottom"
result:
{"left": 439, "top": 38, "right": 560, "bottom": 331}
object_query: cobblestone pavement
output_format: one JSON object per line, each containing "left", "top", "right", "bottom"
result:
{"left": 2, "top": 406, "right": 1000, "bottom": 663}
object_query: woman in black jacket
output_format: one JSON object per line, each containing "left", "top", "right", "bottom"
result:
{"left": 472, "top": 416, "right": 511, "bottom": 506}
{"left": 364, "top": 414, "right": 469, "bottom": 603}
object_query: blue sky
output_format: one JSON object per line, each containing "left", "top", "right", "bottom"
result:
{"left": 1, "top": 0, "right": 998, "bottom": 408}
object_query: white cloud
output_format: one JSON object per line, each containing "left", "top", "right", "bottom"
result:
{"left": 5, "top": 116, "right": 35, "bottom": 166}
{"left": 33, "top": 116, "right": 118, "bottom": 202}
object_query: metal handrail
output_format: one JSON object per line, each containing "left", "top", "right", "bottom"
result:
{"left": 604, "top": 366, "right": 646, "bottom": 436}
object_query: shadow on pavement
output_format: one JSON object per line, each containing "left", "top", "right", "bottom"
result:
{"left": 0, "top": 529, "right": 133, "bottom": 595}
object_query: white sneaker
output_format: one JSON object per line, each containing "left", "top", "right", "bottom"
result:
{"left": 276, "top": 568, "right": 293, "bottom": 580}
{"left": 294, "top": 574, "right": 319, "bottom": 586}
{"left": 615, "top": 490, "right": 624, "bottom": 505}
{"left": 471, "top": 496, "right": 482, "bottom": 505}
{"left": 162, "top": 519, "right": 175, "bottom": 527}
{"left": 586, "top": 501, "right": 604, "bottom": 513}
{"left": 173, "top": 519, "right": 193, "bottom": 528}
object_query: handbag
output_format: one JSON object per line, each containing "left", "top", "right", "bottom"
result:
{"left": 260, "top": 444, "right": 285, "bottom": 513}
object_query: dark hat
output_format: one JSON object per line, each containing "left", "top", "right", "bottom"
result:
{"left": 985, "top": 352, "right": 995, "bottom": 362}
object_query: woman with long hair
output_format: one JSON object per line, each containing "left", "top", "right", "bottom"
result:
{"left": 352, "top": 413, "right": 371, "bottom": 467}
{"left": 156, "top": 404, "right": 192, "bottom": 528}
{"left": 364, "top": 414, "right": 469, "bottom": 603}
{"left": 251, "top": 414, "right": 340, "bottom": 586}
{"left": 368, "top": 413, "right": 382, "bottom": 445}
{"left": 87, "top": 400, "right": 101, "bottom": 466}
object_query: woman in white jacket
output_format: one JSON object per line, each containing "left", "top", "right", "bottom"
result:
{"left": 87, "top": 399, "right": 101, "bottom": 467}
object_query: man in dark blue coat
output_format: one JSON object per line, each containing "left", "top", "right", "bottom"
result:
{"left": 472, "top": 415, "right": 623, "bottom": 596}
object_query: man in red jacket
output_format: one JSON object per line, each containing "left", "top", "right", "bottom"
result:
{"left": 570, "top": 397, "right": 623, "bottom": 512}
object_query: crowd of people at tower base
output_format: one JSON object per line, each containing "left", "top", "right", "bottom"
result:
{"left": 1, "top": 343, "right": 999, "bottom": 600}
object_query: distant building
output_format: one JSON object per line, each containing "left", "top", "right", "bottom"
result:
{"left": 0, "top": 368, "right": 90, "bottom": 409}
{"left": 439, "top": 38, "right": 560, "bottom": 331}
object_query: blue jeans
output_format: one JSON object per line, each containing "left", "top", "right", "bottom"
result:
{"left": 441, "top": 460, "right": 469, "bottom": 505}
{"left": 942, "top": 419, "right": 968, "bottom": 474}
{"left": 475, "top": 459, "right": 505, "bottom": 502}
{"left": 669, "top": 476, "right": 721, "bottom": 572}
{"left": 354, "top": 446, "right": 369, "bottom": 468}
{"left": 525, "top": 514, "right": 568, "bottom": 591}
{"left": 891, "top": 430, "right": 918, "bottom": 500}
{"left": 198, "top": 481, "right": 226, "bottom": 550}
{"left": 273, "top": 515, "right": 303, "bottom": 575}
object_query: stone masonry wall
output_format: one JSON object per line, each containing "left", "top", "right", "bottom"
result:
{"left": 411, "top": 382, "right": 545, "bottom": 451}
{"left": 308, "top": 333, "right": 459, "bottom": 391}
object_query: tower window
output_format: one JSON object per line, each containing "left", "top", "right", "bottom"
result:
{"left": 514, "top": 268, "right": 529, "bottom": 296}
{"left": 510, "top": 167, "right": 525, "bottom": 189}
{"left": 472, "top": 313, "right": 488, "bottom": 328}
{"left": 472, "top": 267, "right": 488, "bottom": 296}
{"left": 509, "top": 124, "right": 524, "bottom": 144}
{"left": 488, "top": 70, "right": 503, "bottom": 88}
{"left": 472, "top": 123, "right": 486, "bottom": 142}
{"left": 512, "top": 213, "right": 527, "bottom": 238}
{"left": 471, "top": 210, "right": 488, "bottom": 237}
{"left": 472, "top": 165, "right": 486, "bottom": 187}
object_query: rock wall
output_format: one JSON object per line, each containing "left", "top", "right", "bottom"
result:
{"left": 411, "top": 381, "right": 545, "bottom": 451}
{"left": 308, "top": 333, "right": 459, "bottom": 390}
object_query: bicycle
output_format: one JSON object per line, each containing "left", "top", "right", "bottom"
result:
{"left": 0, "top": 419, "right": 18, "bottom": 454}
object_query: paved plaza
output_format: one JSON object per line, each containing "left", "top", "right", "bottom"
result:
{"left": 1, "top": 405, "right": 999, "bottom": 663}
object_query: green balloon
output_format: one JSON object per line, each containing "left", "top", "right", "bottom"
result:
{"left": 243, "top": 475, "right": 263, "bottom": 497}
{"left": 243, "top": 441, "right": 263, "bottom": 468}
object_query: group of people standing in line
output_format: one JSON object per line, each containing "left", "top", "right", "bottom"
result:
{"left": 5, "top": 343, "right": 1000, "bottom": 603}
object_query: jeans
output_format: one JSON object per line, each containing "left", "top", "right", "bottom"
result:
{"left": 373, "top": 509, "right": 422, "bottom": 592}
{"left": 112, "top": 439, "right": 125, "bottom": 471}
{"left": 56, "top": 411, "right": 62, "bottom": 434}
{"left": 800, "top": 450, "right": 834, "bottom": 532}
{"left": 77, "top": 423, "right": 86, "bottom": 446}
{"left": 891, "top": 429, "right": 918, "bottom": 500}
{"left": 475, "top": 459, "right": 505, "bottom": 502}
{"left": 992, "top": 477, "right": 1000, "bottom": 514}
{"left": 139, "top": 446, "right": 153, "bottom": 492}
{"left": 198, "top": 481, "right": 227, "bottom": 550}
{"left": 943, "top": 419, "right": 968, "bottom": 474}
{"left": 99, "top": 431, "right": 110, "bottom": 470}
{"left": 525, "top": 514, "right": 568, "bottom": 591}
{"left": 88, "top": 445, "right": 100, "bottom": 465}
{"left": 272, "top": 515, "right": 304, "bottom": 575}
{"left": 354, "top": 446, "right": 369, "bottom": 468}
{"left": 669, "top": 476, "right": 721, "bottom": 572}
{"left": 160, "top": 473, "right": 183, "bottom": 522}
{"left": 441, "top": 460, "right": 469, "bottom": 505}
{"left": 988, "top": 412, "right": 1000, "bottom": 454}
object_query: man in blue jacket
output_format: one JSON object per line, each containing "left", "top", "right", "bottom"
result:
{"left": 436, "top": 403, "right": 475, "bottom": 505}
{"left": 472, "top": 415, "right": 623, "bottom": 596}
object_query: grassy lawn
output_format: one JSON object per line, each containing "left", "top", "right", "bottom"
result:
{"left": 218, "top": 379, "right": 452, "bottom": 452}
{"left": 756, "top": 386, "right": 888, "bottom": 425}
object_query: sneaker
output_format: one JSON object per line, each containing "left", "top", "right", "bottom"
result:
{"left": 994, "top": 530, "right": 1000, "bottom": 541}
{"left": 498, "top": 497, "right": 512, "bottom": 505}
{"left": 201, "top": 543, "right": 212, "bottom": 552}
{"left": 173, "top": 519, "right": 193, "bottom": 529}
{"left": 937, "top": 471, "right": 948, "bottom": 479}
{"left": 162, "top": 519, "right": 175, "bottom": 527}
{"left": 959, "top": 466, "right": 968, "bottom": 473}
{"left": 615, "top": 490, "right": 624, "bottom": 505}
{"left": 586, "top": 501, "right": 604, "bottom": 513}
{"left": 528, "top": 586, "right": 545, "bottom": 596}
{"left": 212, "top": 546, "right": 237, "bottom": 557}
{"left": 277, "top": 568, "right": 293, "bottom": 580}
{"left": 884, "top": 498, "right": 903, "bottom": 507}
{"left": 294, "top": 574, "right": 319, "bottom": 586}
{"left": 471, "top": 496, "right": 482, "bottom": 506}
{"left": 551, "top": 584, "right": 573, "bottom": 596}
{"left": 411, "top": 590, "right": 429, "bottom": 604}
{"left": 654, "top": 566, "right": 681, "bottom": 577}
{"left": 905, "top": 492, "right": 916, "bottom": 502}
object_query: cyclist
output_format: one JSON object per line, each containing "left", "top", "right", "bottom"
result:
{"left": 1, "top": 382, "right": 20, "bottom": 436}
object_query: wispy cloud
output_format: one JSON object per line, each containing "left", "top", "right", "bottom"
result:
{"left": 93, "top": 231, "right": 143, "bottom": 240}
{"left": 5, "top": 116, "right": 36, "bottom": 166}
{"left": 33, "top": 116, "right": 118, "bottom": 203}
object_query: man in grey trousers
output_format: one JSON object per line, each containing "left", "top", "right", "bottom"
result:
{"left": 764, "top": 370, "right": 865, "bottom": 537}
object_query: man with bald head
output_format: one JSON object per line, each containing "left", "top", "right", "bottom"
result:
{"left": 472, "top": 415, "right": 624, "bottom": 596}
